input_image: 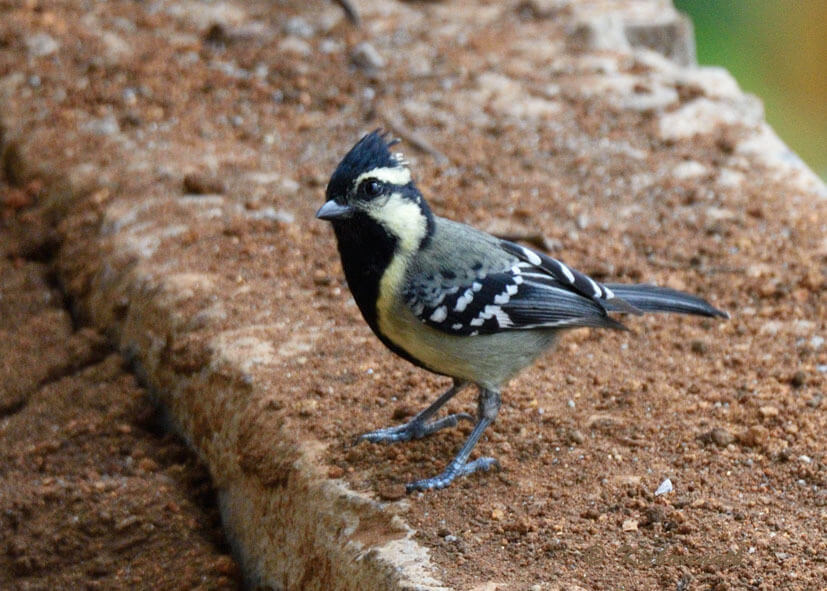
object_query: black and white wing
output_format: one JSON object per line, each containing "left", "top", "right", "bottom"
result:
{"left": 498, "top": 240, "right": 642, "bottom": 315}
{"left": 403, "top": 255, "right": 631, "bottom": 337}
{"left": 499, "top": 241, "right": 726, "bottom": 319}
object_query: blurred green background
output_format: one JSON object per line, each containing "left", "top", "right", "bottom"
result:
{"left": 675, "top": 0, "right": 826, "bottom": 180}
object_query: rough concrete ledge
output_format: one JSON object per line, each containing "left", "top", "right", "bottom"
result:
{"left": 62, "top": 190, "right": 449, "bottom": 590}
{"left": 2, "top": 0, "right": 825, "bottom": 589}
{"left": 4, "top": 168, "right": 449, "bottom": 591}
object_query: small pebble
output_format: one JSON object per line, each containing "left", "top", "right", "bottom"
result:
{"left": 82, "top": 115, "right": 120, "bottom": 136}
{"left": 320, "top": 39, "right": 343, "bottom": 54}
{"left": 738, "top": 425, "right": 768, "bottom": 447}
{"left": 790, "top": 370, "right": 806, "bottom": 388}
{"left": 295, "top": 399, "right": 318, "bottom": 416}
{"left": 183, "top": 172, "right": 226, "bottom": 195}
{"left": 643, "top": 506, "right": 667, "bottom": 525}
{"left": 26, "top": 32, "right": 60, "bottom": 57}
{"left": 280, "top": 37, "right": 312, "bottom": 57}
{"left": 351, "top": 42, "right": 385, "bottom": 70}
{"left": 711, "top": 428, "right": 735, "bottom": 447}
{"left": 690, "top": 339, "right": 708, "bottom": 354}
{"left": 283, "top": 16, "right": 314, "bottom": 38}
{"left": 622, "top": 518, "right": 638, "bottom": 532}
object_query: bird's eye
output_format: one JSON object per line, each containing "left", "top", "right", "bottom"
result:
{"left": 359, "top": 179, "right": 383, "bottom": 198}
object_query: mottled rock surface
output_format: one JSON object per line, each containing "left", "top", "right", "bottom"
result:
{"left": 1, "top": 0, "right": 824, "bottom": 589}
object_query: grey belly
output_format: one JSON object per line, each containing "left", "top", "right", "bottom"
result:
{"left": 381, "top": 304, "right": 561, "bottom": 389}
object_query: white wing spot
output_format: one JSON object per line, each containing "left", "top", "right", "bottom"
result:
{"left": 472, "top": 281, "right": 483, "bottom": 292}
{"left": 506, "top": 284, "right": 519, "bottom": 296}
{"left": 494, "top": 292, "right": 510, "bottom": 305}
{"left": 451, "top": 323, "right": 463, "bottom": 330}
{"left": 455, "top": 289, "right": 474, "bottom": 312}
{"left": 604, "top": 286, "right": 616, "bottom": 299}
{"left": 521, "top": 246, "right": 542, "bottom": 266}
{"left": 586, "top": 276, "right": 602, "bottom": 298}
{"left": 430, "top": 306, "right": 448, "bottom": 323}
{"left": 557, "top": 261, "right": 576, "bottom": 283}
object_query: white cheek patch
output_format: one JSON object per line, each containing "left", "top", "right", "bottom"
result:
{"left": 369, "top": 192, "right": 428, "bottom": 253}
{"left": 355, "top": 166, "right": 412, "bottom": 187}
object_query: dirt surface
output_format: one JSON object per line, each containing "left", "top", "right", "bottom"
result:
{"left": 0, "top": 184, "right": 242, "bottom": 589}
{"left": 1, "top": 0, "right": 825, "bottom": 589}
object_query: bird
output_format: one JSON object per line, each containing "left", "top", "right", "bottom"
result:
{"left": 316, "top": 130, "right": 728, "bottom": 492}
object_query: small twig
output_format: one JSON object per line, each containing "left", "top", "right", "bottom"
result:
{"left": 646, "top": 256, "right": 684, "bottom": 270}
{"left": 332, "top": 0, "right": 360, "bottom": 26}
{"left": 379, "top": 108, "right": 449, "bottom": 164}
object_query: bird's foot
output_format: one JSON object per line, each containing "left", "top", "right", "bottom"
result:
{"left": 406, "top": 456, "right": 499, "bottom": 492}
{"left": 358, "top": 413, "right": 474, "bottom": 444}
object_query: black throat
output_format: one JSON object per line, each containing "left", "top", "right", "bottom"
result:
{"left": 331, "top": 212, "right": 397, "bottom": 334}
{"left": 331, "top": 209, "right": 438, "bottom": 371}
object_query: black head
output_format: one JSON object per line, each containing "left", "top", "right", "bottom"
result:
{"left": 324, "top": 130, "right": 401, "bottom": 204}
{"left": 316, "top": 130, "right": 430, "bottom": 225}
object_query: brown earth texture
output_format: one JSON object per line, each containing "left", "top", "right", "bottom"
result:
{"left": 1, "top": 0, "right": 825, "bottom": 590}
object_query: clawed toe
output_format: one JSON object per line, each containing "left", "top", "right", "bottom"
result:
{"left": 405, "top": 456, "right": 500, "bottom": 492}
{"left": 358, "top": 412, "right": 474, "bottom": 444}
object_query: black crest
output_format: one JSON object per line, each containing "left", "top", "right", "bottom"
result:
{"left": 326, "top": 130, "right": 401, "bottom": 200}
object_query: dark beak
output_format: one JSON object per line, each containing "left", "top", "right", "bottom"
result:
{"left": 315, "top": 200, "right": 354, "bottom": 221}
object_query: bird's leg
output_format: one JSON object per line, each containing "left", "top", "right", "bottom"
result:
{"left": 406, "top": 388, "right": 501, "bottom": 492}
{"left": 359, "top": 379, "right": 473, "bottom": 444}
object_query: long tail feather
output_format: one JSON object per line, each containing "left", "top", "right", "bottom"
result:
{"left": 603, "top": 284, "right": 729, "bottom": 318}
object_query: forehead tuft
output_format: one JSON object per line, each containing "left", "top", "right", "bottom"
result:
{"left": 327, "top": 131, "right": 405, "bottom": 198}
